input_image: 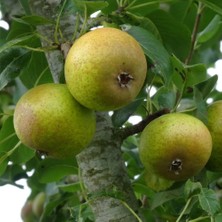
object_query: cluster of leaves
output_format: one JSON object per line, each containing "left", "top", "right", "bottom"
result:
{"left": 0, "top": 0, "right": 222, "bottom": 221}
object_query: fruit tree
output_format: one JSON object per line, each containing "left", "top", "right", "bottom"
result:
{"left": 0, "top": 0, "right": 222, "bottom": 221}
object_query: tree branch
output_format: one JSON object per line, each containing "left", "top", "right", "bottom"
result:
{"left": 118, "top": 108, "right": 170, "bottom": 140}
{"left": 185, "top": 2, "right": 204, "bottom": 65}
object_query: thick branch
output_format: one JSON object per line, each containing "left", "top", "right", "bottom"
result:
{"left": 118, "top": 108, "right": 170, "bottom": 140}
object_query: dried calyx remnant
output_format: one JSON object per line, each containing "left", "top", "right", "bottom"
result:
{"left": 117, "top": 71, "right": 134, "bottom": 88}
{"left": 169, "top": 158, "right": 182, "bottom": 175}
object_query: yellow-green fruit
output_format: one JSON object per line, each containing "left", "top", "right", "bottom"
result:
{"left": 206, "top": 100, "right": 222, "bottom": 172}
{"left": 14, "top": 83, "right": 96, "bottom": 159}
{"left": 139, "top": 113, "right": 212, "bottom": 181}
{"left": 65, "top": 27, "right": 147, "bottom": 111}
{"left": 144, "top": 165, "right": 174, "bottom": 192}
{"left": 32, "top": 192, "right": 46, "bottom": 217}
{"left": 21, "top": 201, "right": 35, "bottom": 222}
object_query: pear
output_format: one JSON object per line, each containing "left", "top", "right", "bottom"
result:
{"left": 65, "top": 27, "right": 147, "bottom": 111}
{"left": 13, "top": 83, "right": 96, "bottom": 159}
{"left": 206, "top": 100, "right": 222, "bottom": 172}
{"left": 139, "top": 113, "right": 212, "bottom": 181}
{"left": 21, "top": 200, "right": 35, "bottom": 222}
{"left": 32, "top": 192, "right": 46, "bottom": 217}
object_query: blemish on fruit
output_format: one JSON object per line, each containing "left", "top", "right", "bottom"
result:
{"left": 169, "top": 158, "right": 182, "bottom": 175}
{"left": 117, "top": 71, "right": 134, "bottom": 88}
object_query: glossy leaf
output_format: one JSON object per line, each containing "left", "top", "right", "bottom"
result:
{"left": 126, "top": 25, "right": 173, "bottom": 85}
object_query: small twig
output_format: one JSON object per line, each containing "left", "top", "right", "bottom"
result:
{"left": 117, "top": 108, "right": 170, "bottom": 140}
{"left": 185, "top": 2, "right": 204, "bottom": 65}
{"left": 176, "top": 197, "right": 192, "bottom": 222}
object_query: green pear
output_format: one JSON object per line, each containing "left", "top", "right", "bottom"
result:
{"left": 143, "top": 164, "right": 174, "bottom": 192}
{"left": 13, "top": 83, "right": 96, "bottom": 159}
{"left": 21, "top": 200, "right": 35, "bottom": 222}
{"left": 65, "top": 27, "right": 147, "bottom": 111}
{"left": 139, "top": 113, "right": 212, "bottom": 181}
{"left": 32, "top": 192, "right": 46, "bottom": 217}
{"left": 206, "top": 100, "right": 222, "bottom": 172}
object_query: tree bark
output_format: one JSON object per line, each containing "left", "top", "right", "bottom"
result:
{"left": 77, "top": 113, "right": 140, "bottom": 222}
{"left": 29, "top": 0, "right": 75, "bottom": 83}
{"left": 29, "top": 1, "right": 140, "bottom": 221}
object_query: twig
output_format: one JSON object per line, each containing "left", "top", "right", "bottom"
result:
{"left": 117, "top": 108, "right": 170, "bottom": 140}
{"left": 185, "top": 2, "right": 204, "bottom": 65}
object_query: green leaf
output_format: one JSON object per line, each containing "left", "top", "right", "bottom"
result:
{"left": 184, "top": 179, "right": 202, "bottom": 199}
{"left": 126, "top": 25, "right": 173, "bottom": 85}
{"left": 152, "top": 86, "right": 177, "bottom": 110}
{"left": 197, "top": 15, "right": 221, "bottom": 44}
{"left": 13, "top": 15, "right": 54, "bottom": 26}
{"left": 198, "top": 188, "right": 221, "bottom": 215}
{"left": 151, "top": 187, "right": 183, "bottom": 210}
{"left": 58, "top": 182, "right": 81, "bottom": 193}
{"left": 199, "top": 0, "right": 222, "bottom": 16}
{"left": 171, "top": 54, "right": 187, "bottom": 90}
{"left": 112, "top": 98, "right": 144, "bottom": 127}
{"left": 0, "top": 116, "right": 18, "bottom": 154}
{"left": 148, "top": 9, "right": 191, "bottom": 60}
{"left": 125, "top": 13, "right": 162, "bottom": 40}
{"left": 35, "top": 159, "right": 78, "bottom": 183}
{"left": 195, "top": 75, "right": 218, "bottom": 99}
{"left": 193, "top": 87, "right": 208, "bottom": 123}
{"left": 0, "top": 50, "right": 31, "bottom": 90}
{"left": 19, "top": 51, "right": 53, "bottom": 89}
{"left": 6, "top": 19, "right": 33, "bottom": 40}
{"left": 185, "top": 63, "right": 207, "bottom": 87}
{"left": 10, "top": 143, "right": 35, "bottom": 164}
{"left": 133, "top": 182, "right": 155, "bottom": 197}
{"left": 19, "top": 0, "right": 31, "bottom": 15}
{"left": 101, "top": 0, "right": 118, "bottom": 14}
{"left": 126, "top": 0, "right": 159, "bottom": 16}
{"left": 73, "top": 0, "right": 109, "bottom": 16}
{"left": 0, "top": 34, "right": 36, "bottom": 54}
{"left": 0, "top": 158, "right": 8, "bottom": 176}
